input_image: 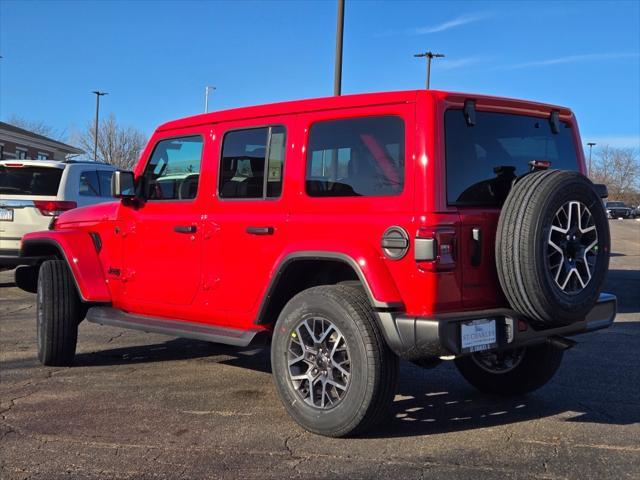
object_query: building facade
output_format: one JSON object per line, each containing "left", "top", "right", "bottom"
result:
{"left": 0, "top": 122, "right": 84, "bottom": 161}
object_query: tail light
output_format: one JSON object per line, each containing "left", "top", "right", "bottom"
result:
{"left": 33, "top": 200, "right": 77, "bottom": 216}
{"left": 415, "top": 227, "right": 456, "bottom": 271}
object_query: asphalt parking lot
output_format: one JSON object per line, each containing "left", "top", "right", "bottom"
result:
{"left": 1, "top": 220, "right": 639, "bottom": 480}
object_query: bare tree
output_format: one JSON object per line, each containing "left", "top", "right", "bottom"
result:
{"left": 6, "top": 114, "right": 66, "bottom": 141}
{"left": 590, "top": 145, "right": 640, "bottom": 204}
{"left": 76, "top": 114, "right": 147, "bottom": 170}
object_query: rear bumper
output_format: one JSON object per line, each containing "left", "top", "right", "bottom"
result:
{"left": 378, "top": 293, "right": 617, "bottom": 360}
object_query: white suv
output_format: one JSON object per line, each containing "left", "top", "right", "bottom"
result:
{"left": 0, "top": 159, "right": 117, "bottom": 268}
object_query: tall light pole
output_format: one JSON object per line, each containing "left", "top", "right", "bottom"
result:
{"left": 204, "top": 86, "right": 216, "bottom": 113}
{"left": 414, "top": 51, "right": 445, "bottom": 89}
{"left": 92, "top": 91, "right": 108, "bottom": 161}
{"left": 587, "top": 142, "right": 596, "bottom": 177}
{"left": 334, "top": 0, "right": 345, "bottom": 96}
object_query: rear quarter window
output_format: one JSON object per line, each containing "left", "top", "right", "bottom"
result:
{"left": 445, "top": 110, "right": 579, "bottom": 206}
{"left": 0, "top": 165, "right": 63, "bottom": 196}
{"left": 305, "top": 116, "right": 405, "bottom": 197}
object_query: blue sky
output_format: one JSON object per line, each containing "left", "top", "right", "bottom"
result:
{"left": 1, "top": 0, "right": 639, "bottom": 150}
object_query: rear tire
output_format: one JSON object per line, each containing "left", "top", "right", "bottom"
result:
{"left": 454, "top": 343, "right": 563, "bottom": 396}
{"left": 37, "top": 260, "right": 83, "bottom": 366}
{"left": 271, "top": 285, "right": 399, "bottom": 437}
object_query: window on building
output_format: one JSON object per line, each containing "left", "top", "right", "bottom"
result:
{"left": 36, "top": 152, "right": 50, "bottom": 160}
{"left": 140, "top": 136, "right": 203, "bottom": 201}
{"left": 305, "top": 116, "right": 405, "bottom": 197}
{"left": 219, "top": 126, "right": 286, "bottom": 199}
{"left": 79, "top": 171, "right": 100, "bottom": 196}
{"left": 16, "top": 149, "right": 28, "bottom": 160}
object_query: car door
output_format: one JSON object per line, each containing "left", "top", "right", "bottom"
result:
{"left": 118, "top": 130, "right": 206, "bottom": 314}
{"left": 210, "top": 119, "right": 290, "bottom": 325}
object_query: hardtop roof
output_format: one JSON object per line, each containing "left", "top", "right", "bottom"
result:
{"left": 157, "top": 90, "right": 573, "bottom": 133}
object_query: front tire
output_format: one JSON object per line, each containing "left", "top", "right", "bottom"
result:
{"left": 37, "top": 260, "right": 84, "bottom": 366}
{"left": 271, "top": 285, "right": 399, "bottom": 437}
{"left": 454, "top": 343, "right": 563, "bottom": 396}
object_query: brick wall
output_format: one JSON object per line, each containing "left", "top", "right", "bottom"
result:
{"left": 0, "top": 141, "right": 56, "bottom": 160}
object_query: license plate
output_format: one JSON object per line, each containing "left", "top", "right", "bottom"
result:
{"left": 0, "top": 208, "right": 13, "bottom": 222}
{"left": 461, "top": 319, "right": 497, "bottom": 353}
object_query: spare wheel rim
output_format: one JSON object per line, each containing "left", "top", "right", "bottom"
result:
{"left": 547, "top": 200, "right": 599, "bottom": 294}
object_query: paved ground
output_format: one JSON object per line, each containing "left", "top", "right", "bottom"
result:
{"left": 1, "top": 220, "right": 639, "bottom": 480}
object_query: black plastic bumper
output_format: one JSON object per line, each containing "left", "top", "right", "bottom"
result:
{"left": 0, "top": 249, "right": 41, "bottom": 268}
{"left": 378, "top": 293, "right": 617, "bottom": 360}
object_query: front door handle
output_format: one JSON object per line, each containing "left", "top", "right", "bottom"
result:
{"left": 174, "top": 225, "right": 197, "bottom": 234}
{"left": 246, "top": 226, "right": 274, "bottom": 235}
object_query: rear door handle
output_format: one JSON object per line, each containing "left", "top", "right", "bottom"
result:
{"left": 174, "top": 225, "right": 197, "bottom": 234}
{"left": 246, "top": 226, "right": 274, "bottom": 235}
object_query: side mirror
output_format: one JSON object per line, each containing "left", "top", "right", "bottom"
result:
{"left": 111, "top": 170, "right": 136, "bottom": 198}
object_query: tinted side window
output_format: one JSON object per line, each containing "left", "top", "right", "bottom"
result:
{"left": 141, "top": 136, "right": 203, "bottom": 201}
{"left": 219, "top": 126, "right": 285, "bottom": 199}
{"left": 445, "top": 110, "right": 578, "bottom": 206}
{"left": 306, "top": 116, "right": 405, "bottom": 197}
{"left": 97, "top": 170, "right": 114, "bottom": 196}
{"left": 79, "top": 170, "right": 100, "bottom": 196}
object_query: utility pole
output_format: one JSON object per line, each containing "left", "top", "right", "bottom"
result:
{"left": 204, "top": 86, "right": 216, "bottom": 113}
{"left": 334, "top": 0, "right": 345, "bottom": 96}
{"left": 414, "top": 51, "right": 445, "bottom": 89}
{"left": 92, "top": 91, "right": 108, "bottom": 162}
{"left": 587, "top": 142, "right": 596, "bottom": 177}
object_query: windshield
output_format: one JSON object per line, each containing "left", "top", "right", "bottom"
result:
{"left": 445, "top": 110, "right": 579, "bottom": 206}
{"left": 0, "top": 165, "right": 63, "bottom": 196}
{"left": 606, "top": 202, "right": 625, "bottom": 207}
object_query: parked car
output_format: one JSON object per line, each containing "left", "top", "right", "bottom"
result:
{"left": 0, "top": 159, "right": 116, "bottom": 268}
{"left": 604, "top": 201, "right": 633, "bottom": 219}
{"left": 14, "top": 91, "right": 615, "bottom": 437}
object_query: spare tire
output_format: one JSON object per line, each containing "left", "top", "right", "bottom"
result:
{"left": 496, "top": 169, "right": 610, "bottom": 327}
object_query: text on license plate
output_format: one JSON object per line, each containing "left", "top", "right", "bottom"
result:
{"left": 461, "top": 319, "right": 497, "bottom": 352}
{"left": 0, "top": 208, "right": 14, "bottom": 222}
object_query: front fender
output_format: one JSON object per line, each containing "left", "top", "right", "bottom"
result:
{"left": 20, "top": 230, "right": 111, "bottom": 303}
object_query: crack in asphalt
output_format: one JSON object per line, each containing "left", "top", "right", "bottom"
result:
{"left": 1, "top": 304, "right": 34, "bottom": 316}
{"left": 106, "top": 331, "right": 125, "bottom": 344}
{"left": 0, "top": 368, "right": 64, "bottom": 420}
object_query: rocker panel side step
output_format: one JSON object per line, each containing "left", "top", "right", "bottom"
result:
{"left": 86, "top": 306, "right": 258, "bottom": 347}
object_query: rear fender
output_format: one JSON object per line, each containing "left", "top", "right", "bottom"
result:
{"left": 20, "top": 230, "right": 111, "bottom": 303}
{"left": 268, "top": 243, "right": 403, "bottom": 308}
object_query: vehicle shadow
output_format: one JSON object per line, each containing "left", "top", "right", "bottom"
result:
{"left": 73, "top": 337, "right": 273, "bottom": 375}
{"left": 67, "top": 320, "right": 640, "bottom": 437}
{"left": 603, "top": 269, "right": 640, "bottom": 314}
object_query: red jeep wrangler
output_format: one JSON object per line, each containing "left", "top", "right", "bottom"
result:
{"left": 15, "top": 90, "right": 616, "bottom": 437}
